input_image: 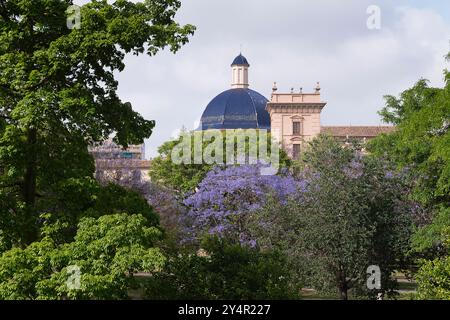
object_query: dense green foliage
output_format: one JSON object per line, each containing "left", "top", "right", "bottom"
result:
{"left": 0, "top": 0, "right": 194, "bottom": 245}
{"left": 0, "top": 167, "right": 161, "bottom": 251}
{"left": 149, "top": 130, "right": 291, "bottom": 193}
{"left": 369, "top": 75, "right": 450, "bottom": 207}
{"left": 0, "top": 214, "right": 165, "bottom": 300}
{"left": 249, "top": 135, "right": 416, "bottom": 299}
{"left": 411, "top": 206, "right": 450, "bottom": 257}
{"left": 0, "top": 0, "right": 194, "bottom": 300}
{"left": 416, "top": 228, "right": 450, "bottom": 299}
{"left": 368, "top": 65, "right": 450, "bottom": 298}
{"left": 0, "top": 0, "right": 448, "bottom": 301}
{"left": 368, "top": 75, "right": 450, "bottom": 256}
{"left": 145, "top": 237, "right": 298, "bottom": 300}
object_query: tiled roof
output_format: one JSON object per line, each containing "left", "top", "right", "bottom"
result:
{"left": 321, "top": 126, "right": 395, "bottom": 137}
{"left": 198, "top": 88, "right": 270, "bottom": 130}
{"left": 231, "top": 54, "right": 249, "bottom": 66}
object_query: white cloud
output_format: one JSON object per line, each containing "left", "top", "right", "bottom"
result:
{"left": 74, "top": 1, "right": 450, "bottom": 157}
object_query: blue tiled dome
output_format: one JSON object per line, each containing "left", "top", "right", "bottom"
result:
{"left": 199, "top": 88, "right": 270, "bottom": 130}
{"left": 231, "top": 54, "right": 250, "bottom": 66}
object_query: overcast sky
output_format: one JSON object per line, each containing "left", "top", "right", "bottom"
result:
{"left": 74, "top": 0, "right": 450, "bottom": 158}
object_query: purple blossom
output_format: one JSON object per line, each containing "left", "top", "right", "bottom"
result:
{"left": 385, "top": 171, "right": 394, "bottom": 179}
{"left": 183, "top": 164, "right": 301, "bottom": 242}
{"left": 343, "top": 158, "right": 364, "bottom": 179}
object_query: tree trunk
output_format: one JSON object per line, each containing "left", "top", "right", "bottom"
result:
{"left": 22, "top": 127, "right": 38, "bottom": 244}
{"left": 337, "top": 270, "right": 348, "bottom": 300}
{"left": 339, "top": 284, "right": 348, "bottom": 300}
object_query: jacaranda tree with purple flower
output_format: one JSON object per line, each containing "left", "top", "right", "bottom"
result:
{"left": 248, "top": 135, "right": 421, "bottom": 300}
{"left": 183, "top": 164, "right": 299, "bottom": 245}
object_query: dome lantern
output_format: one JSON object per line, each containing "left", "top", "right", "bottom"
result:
{"left": 197, "top": 54, "right": 270, "bottom": 131}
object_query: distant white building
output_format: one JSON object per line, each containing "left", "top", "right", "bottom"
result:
{"left": 89, "top": 139, "right": 151, "bottom": 182}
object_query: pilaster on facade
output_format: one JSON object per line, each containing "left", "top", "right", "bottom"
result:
{"left": 266, "top": 85, "right": 327, "bottom": 159}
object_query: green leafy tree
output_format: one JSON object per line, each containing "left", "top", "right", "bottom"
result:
{"left": 0, "top": 173, "right": 161, "bottom": 251}
{"left": 38, "top": 178, "right": 161, "bottom": 244}
{"left": 369, "top": 75, "right": 449, "bottom": 207}
{"left": 249, "top": 135, "right": 416, "bottom": 300}
{"left": 150, "top": 130, "right": 291, "bottom": 193}
{"left": 0, "top": 213, "right": 165, "bottom": 300}
{"left": 410, "top": 206, "right": 450, "bottom": 258}
{"left": 144, "top": 236, "right": 299, "bottom": 300}
{"left": 368, "top": 69, "right": 450, "bottom": 258}
{"left": 0, "top": 0, "right": 195, "bottom": 245}
{"left": 416, "top": 228, "right": 450, "bottom": 299}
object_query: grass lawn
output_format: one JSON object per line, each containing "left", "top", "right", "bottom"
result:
{"left": 300, "top": 274, "right": 418, "bottom": 300}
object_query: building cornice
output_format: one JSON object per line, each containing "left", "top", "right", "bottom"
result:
{"left": 266, "top": 103, "right": 326, "bottom": 114}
